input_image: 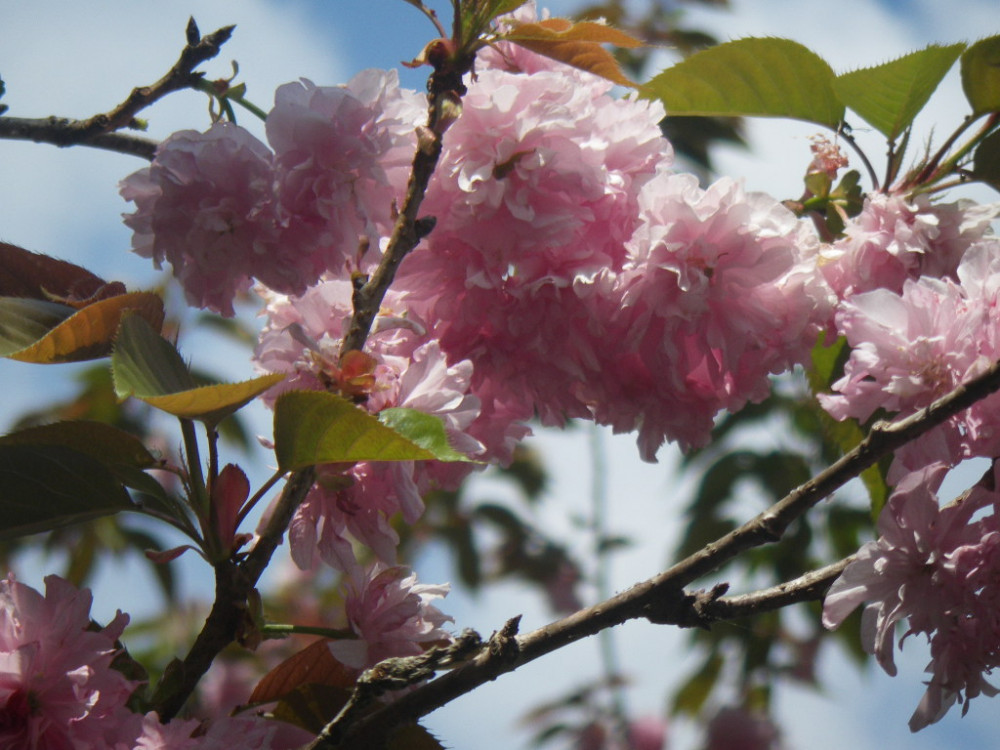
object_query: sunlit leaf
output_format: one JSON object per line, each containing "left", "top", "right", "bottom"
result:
{"left": 112, "top": 314, "right": 283, "bottom": 426}
{"left": 641, "top": 37, "right": 844, "bottom": 127}
{"left": 0, "top": 444, "right": 134, "bottom": 540}
{"left": 834, "top": 44, "right": 965, "bottom": 139}
{"left": 274, "top": 391, "right": 474, "bottom": 471}
{"left": 1, "top": 292, "right": 164, "bottom": 364}
{"left": 961, "top": 35, "right": 1000, "bottom": 116}
{"left": 378, "top": 407, "right": 475, "bottom": 462}
{"left": 504, "top": 18, "right": 641, "bottom": 87}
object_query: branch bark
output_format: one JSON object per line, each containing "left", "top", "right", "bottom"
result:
{"left": 152, "top": 466, "right": 316, "bottom": 721}
{"left": 0, "top": 20, "right": 233, "bottom": 161}
{"left": 322, "top": 355, "right": 1000, "bottom": 746}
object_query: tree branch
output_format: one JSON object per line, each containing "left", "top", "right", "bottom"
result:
{"left": 153, "top": 466, "right": 315, "bottom": 721}
{"left": 0, "top": 117, "right": 159, "bottom": 160}
{"left": 339, "top": 62, "right": 468, "bottom": 356}
{"left": 322, "top": 355, "right": 1000, "bottom": 746}
{"left": 0, "top": 20, "right": 233, "bottom": 161}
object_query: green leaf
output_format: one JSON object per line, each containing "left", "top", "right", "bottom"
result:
{"left": 834, "top": 44, "right": 965, "bottom": 140}
{"left": 962, "top": 35, "right": 1000, "bottom": 116}
{"left": 273, "top": 391, "right": 474, "bottom": 471}
{"left": 0, "top": 298, "right": 75, "bottom": 355}
{"left": 641, "top": 37, "right": 845, "bottom": 127}
{"left": 462, "top": 0, "right": 528, "bottom": 42}
{"left": 672, "top": 651, "right": 723, "bottom": 716}
{"left": 973, "top": 128, "right": 1000, "bottom": 191}
{"left": 0, "top": 421, "right": 157, "bottom": 468}
{"left": 378, "top": 407, "right": 474, "bottom": 462}
{"left": 112, "top": 314, "right": 283, "bottom": 426}
{"left": 111, "top": 313, "right": 197, "bottom": 397}
{"left": 0, "top": 444, "right": 134, "bottom": 540}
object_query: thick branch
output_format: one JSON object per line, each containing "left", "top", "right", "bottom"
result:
{"left": 153, "top": 466, "right": 315, "bottom": 720}
{"left": 325, "top": 356, "right": 1000, "bottom": 745}
{"left": 0, "top": 21, "right": 232, "bottom": 160}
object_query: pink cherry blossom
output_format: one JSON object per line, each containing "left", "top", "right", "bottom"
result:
{"left": 703, "top": 706, "right": 782, "bottom": 750}
{"left": 120, "top": 123, "right": 283, "bottom": 316}
{"left": 327, "top": 562, "right": 453, "bottom": 671}
{"left": 128, "top": 711, "right": 308, "bottom": 750}
{"left": 255, "top": 278, "right": 525, "bottom": 570}
{"left": 822, "top": 463, "right": 1000, "bottom": 730}
{"left": 266, "top": 70, "right": 425, "bottom": 280}
{"left": 818, "top": 240, "right": 1000, "bottom": 476}
{"left": 626, "top": 715, "right": 668, "bottom": 750}
{"left": 396, "top": 59, "right": 670, "bottom": 429}
{"left": 0, "top": 574, "right": 138, "bottom": 749}
{"left": 121, "top": 70, "right": 426, "bottom": 317}
{"left": 591, "top": 173, "right": 832, "bottom": 457}
{"left": 819, "top": 192, "right": 998, "bottom": 299}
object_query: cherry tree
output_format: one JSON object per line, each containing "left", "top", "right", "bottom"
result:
{"left": 0, "top": 1, "right": 999, "bottom": 748}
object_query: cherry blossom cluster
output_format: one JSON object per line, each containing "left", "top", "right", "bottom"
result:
{"left": 115, "top": 1, "right": 1000, "bottom": 733}
{"left": 118, "top": 8, "right": 844, "bottom": 679}
{"left": 819, "top": 233, "right": 1000, "bottom": 480}
{"left": 823, "top": 463, "right": 1000, "bottom": 730}
{"left": 0, "top": 574, "right": 304, "bottom": 749}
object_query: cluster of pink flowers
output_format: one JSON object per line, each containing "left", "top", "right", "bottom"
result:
{"left": 592, "top": 173, "right": 832, "bottom": 456}
{"left": 0, "top": 574, "right": 136, "bottom": 748}
{"left": 819, "top": 238, "right": 1000, "bottom": 479}
{"left": 327, "top": 563, "right": 453, "bottom": 670}
{"left": 819, "top": 192, "right": 998, "bottom": 299}
{"left": 256, "top": 278, "right": 526, "bottom": 571}
{"left": 822, "top": 463, "right": 1000, "bottom": 729}
{"left": 124, "top": 5, "right": 837, "bottom": 465}
{"left": 115, "top": 4, "right": 1000, "bottom": 730}
{"left": 0, "top": 574, "right": 304, "bottom": 749}
{"left": 121, "top": 70, "right": 422, "bottom": 316}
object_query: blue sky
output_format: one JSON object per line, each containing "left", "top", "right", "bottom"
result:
{"left": 2, "top": 1, "right": 999, "bottom": 749}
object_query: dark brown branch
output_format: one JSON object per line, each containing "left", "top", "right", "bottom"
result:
{"left": 701, "top": 558, "right": 853, "bottom": 620}
{"left": 661, "top": 357, "right": 1000, "bottom": 591}
{"left": 153, "top": 466, "right": 315, "bottom": 721}
{"left": 0, "top": 117, "right": 159, "bottom": 160}
{"left": 323, "top": 356, "right": 1000, "bottom": 746}
{"left": 339, "top": 65, "right": 468, "bottom": 356}
{"left": 0, "top": 21, "right": 233, "bottom": 160}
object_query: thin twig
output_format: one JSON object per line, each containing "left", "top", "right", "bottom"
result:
{"left": 0, "top": 117, "right": 159, "bottom": 160}
{"left": 0, "top": 21, "right": 233, "bottom": 160}
{"left": 338, "top": 52, "right": 472, "bottom": 356}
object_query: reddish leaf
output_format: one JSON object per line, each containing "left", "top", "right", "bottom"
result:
{"left": 5, "top": 292, "right": 164, "bottom": 363}
{"left": 503, "top": 18, "right": 641, "bottom": 87}
{"left": 249, "top": 639, "right": 358, "bottom": 705}
{"left": 0, "top": 242, "right": 126, "bottom": 306}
